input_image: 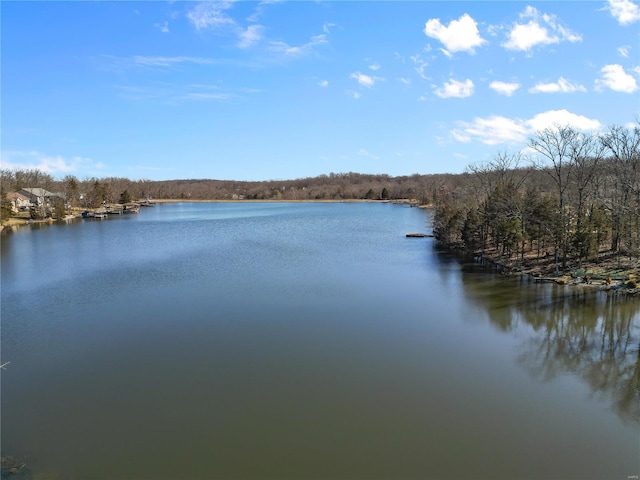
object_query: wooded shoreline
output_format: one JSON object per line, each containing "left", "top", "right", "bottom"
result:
{"left": 453, "top": 246, "right": 640, "bottom": 296}
{"left": 2, "top": 121, "right": 639, "bottom": 293}
{"left": 431, "top": 123, "right": 640, "bottom": 294}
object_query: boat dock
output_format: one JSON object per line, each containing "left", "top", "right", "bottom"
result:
{"left": 406, "top": 232, "right": 434, "bottom": 238}
{"left": 81, "top": 203, "right": 141, "bottom": 219}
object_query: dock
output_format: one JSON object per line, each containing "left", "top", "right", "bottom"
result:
{"left": 80, "top": 203, "right": 140, "bottom": 219}
{"left": 406, "top": 233, "right": 434, "bottom": 238}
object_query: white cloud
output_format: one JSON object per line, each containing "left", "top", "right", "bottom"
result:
{"left": 323, "top": 22, "right": 336, "bottom": 34}
{"left": 155, "top": 21, "right": 170, "bottom": 33}
{"left": 529, "top": 77, "right": 587, "bottom": 93}
{"left": 185, "top": 2, "right": 331, "bottom": 57}
{"left": 238, "top": 24, "right": 264, "bottom": 48}
{"left": 350, "top": 72, "right": 376, "bottom": 88}
{"left": 188, "top": 2, "right": 327, "bottom": 57}
{"left": 453, "top": 116, "right": 529, "bottom": 145}
{"left": 318, "top": 80, "right": 329, "bottom": 87}
{"left": 451, "top": 109, "right": 601, "bottom": 145}
{"left": 246, "top": 0, "right": 282, "bottom": 23}
{"left": 502, "top": 6, "right": 582, "bottom": 52}
{"left": 347, "top": 90, "right": 361, "bottom": 99}
{"left": 595, "top": 64, "right": 639, "bottom": 93}
{"left": 527, "top": 110, "right": 601, "bottom": 131}
{"left": 450, "top": 130, "right": 472, "bottom": 143}
{"left": 186, "top": 0, "right": 334, "bottom": 57}
{"left": 489, "top": 81, "right": 521, "bottom": 96}
{"left": 410, "top": 54, "right": 429, "bottom": 80}
{"left": 399, "top": 77, "right": 411, "bottom": 85}
{"left": 424, "top": 13, "right": 486, "bottom": 55}
{"left": 503, "top": 21, "right": 552, "bottom": 51}
{"left": 268, "top": 34, "right": 327, "bottom": 57}
{"left": 368, "top": 62, "right": 381, "bottom": 71}
{"left": 607, "top": 0, "right": 640, "bottom": 25}
{"left": 433, "top": 78, "right": 474, "bottom": 98}
{"left": 186, "top": 1, "right": 236, "bottom": 31}
{"left": 1, "top": 151, "right": 104, "bottom": 176}
{"left": 618, "top": 45, "right": 630, "bottom": 57}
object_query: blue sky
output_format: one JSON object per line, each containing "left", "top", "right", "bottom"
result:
{"left": 2, "top": 1, "right": 639, "bottom": 181}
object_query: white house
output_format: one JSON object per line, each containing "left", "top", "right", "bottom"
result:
{"left": 6, "top": 192, "right": 31, "bottom": 212}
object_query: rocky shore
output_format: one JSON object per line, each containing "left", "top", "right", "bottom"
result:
{"left": 466, "top": 246, "right": 640, "bottom": 296}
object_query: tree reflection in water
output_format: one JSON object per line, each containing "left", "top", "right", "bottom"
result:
{"left": 435, "top": 247, "right": 640, "bottom": 425}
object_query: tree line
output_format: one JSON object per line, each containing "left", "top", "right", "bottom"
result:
{"left": 433, "top": 122, "right": 640, "bottom": 274}
{"left": 0, "top": 169, "right": 466, "bottom": 219}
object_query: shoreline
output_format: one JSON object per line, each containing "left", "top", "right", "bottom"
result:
{"left": 0, "top": 216, "right": 53, "bottom": 233}
{"left": 450, "top": 246, "right": 640, "bottom": 296}
{"left": 0, "top": 199, "right": 421, "bottom": 234}
{"left": 0, "top": 214, "right": 79, "bottom": 234}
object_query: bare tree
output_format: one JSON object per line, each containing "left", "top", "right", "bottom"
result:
{"left": 528, "top": 125, "right": 587, "bottom": 272}
{"left": 600, "top": 123, "right": 640, "bottom": 262}
{"left": 566, "top": 133, "right": 606, "bottom": 267}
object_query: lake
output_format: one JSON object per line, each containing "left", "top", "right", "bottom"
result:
{"left": 1, "top": 202, "right": 638, "bottom": 479}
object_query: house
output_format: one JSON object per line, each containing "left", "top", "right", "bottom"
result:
{"left": 6, "top": 192, "right": 31, "bottom": 212}
{"left": 17, "top": 188, "right": 65, "bottom": 208}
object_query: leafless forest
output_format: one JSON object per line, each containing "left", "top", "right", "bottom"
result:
{"left": 433, "top": 123, "right": 640, "bottom": 276}
{"left": 0, "top": 169, "right": 461, "bottom": 210}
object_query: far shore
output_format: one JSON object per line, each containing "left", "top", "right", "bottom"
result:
{"left": 150, "top": 198, "right": 431, "bottom": 208}
{"left": 153, "top": 198, "right": 376, "bottom": 203}
{"left": 0, "top": 198, "right": 427, "bottom": 233}
{"left": 151, "top": 198, "right": 416, "bottom": 204}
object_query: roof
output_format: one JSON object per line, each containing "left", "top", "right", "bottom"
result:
{"left": 6, "top": 192, "right": 30, "bottom": 200}
{"left": 17, "top": 188, "right": 65, "bottom": 199}
{"left": 19, "top": 188, "right": 54, "bottom": 197}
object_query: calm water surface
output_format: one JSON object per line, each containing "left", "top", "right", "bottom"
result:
{"left": 1, "top": 202, "right": 638, "bottom": 479}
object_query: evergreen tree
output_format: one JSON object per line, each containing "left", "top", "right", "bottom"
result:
{"left": 52, "top": 197, "right": 66, "bottom": 220}
{"left": 120, "top": 189, "right": 132, "bottom": 204}
{"left": 0, "top": 187, "right": 12, "bottom": 221}
{"left": 64, "top": 175, "right": 80, "bottom": 208}
{"left": 462, "top": 207, "right": 483, "bottom": 253}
